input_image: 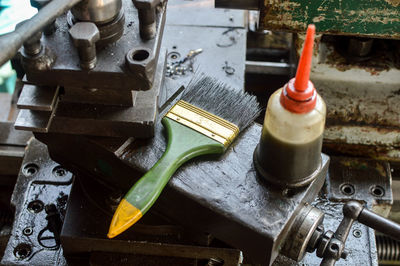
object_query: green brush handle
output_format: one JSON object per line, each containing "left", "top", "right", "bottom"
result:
{"left": 124, "top": 117, "right": 225, "bottom": 216}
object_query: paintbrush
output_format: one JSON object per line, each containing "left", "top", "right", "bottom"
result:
{"left": 107, "top": 75, "right": 261, "bottom": 238}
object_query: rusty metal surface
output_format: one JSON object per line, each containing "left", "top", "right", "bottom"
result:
{"left": 292, "top": 35, "right": 400, "bottom": 161}
{"left": 326, "top": 157, "right": 393, "bottom": 217}
{"left": 260, "top": 0, "right": 400, "bottom": 39}
{"left": 1, "top": 139, "right": 73, "bottom": 266}
{"left": 24, "top": 0, "right": 166, "bottom": 91}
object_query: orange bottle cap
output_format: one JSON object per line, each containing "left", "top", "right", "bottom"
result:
{"left": 280, "top": 24, "right": 317, "bottom": 113}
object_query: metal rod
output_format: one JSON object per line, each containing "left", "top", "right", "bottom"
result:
{"left": 245, "top": 61, "right": 292, "bottom": 75}
{"left": 0, "top": 0, "right": 82, "bottom": 67}
{"left": 358, "top": 209, "right": 400, "bottom": 241}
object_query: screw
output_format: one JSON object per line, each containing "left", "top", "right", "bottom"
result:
{"left": 69, "top": 22, "right": 100, "bottom": 70}
{"left": 23, "top": 227, "right": 33, "bottom": 236}
{"left": 353, "top": 229, "right": 362, "bottom": 238}
{"left": 16, "top": 21, "right": 42, "bottom": 56}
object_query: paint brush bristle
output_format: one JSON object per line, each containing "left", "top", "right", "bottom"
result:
{"left": 181, "top": 75, "right": 261, "bottom": 130}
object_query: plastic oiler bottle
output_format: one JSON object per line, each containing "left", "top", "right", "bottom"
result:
{"left": 254, "top": 25, "right": 326, "bottom": 188}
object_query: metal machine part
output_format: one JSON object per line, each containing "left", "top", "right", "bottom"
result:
{"left": 133, "top": 0, "right": 162, "bottom": 40}
{"left": 1, "top": 139, "right": 245, "bottom": 265}
{"left": 35, "top": 122, "right": 330, "bottom": 265}
{"left": 14, "top": 0, "right": 168, "bottom": 138}
{"left": 281, "top": 204, "right": 325, "bottom": 261}
{"left": 71, "top": 0, "right": 122, "bottom": 24}
{"left": 215, "top": 0, "right": 400, "bottom": 39}
{"left": 376, "top": 234, "right": 400, "bottom": 263}
{"left": 280, "top": 199, "right": 400, "bottom": 265}
{"left": 312, "top": 201, "right": 400, "bottom": 266}
{"left": 32, "top": 5, "right": 330, "bottom": 263}
{"left": 68, "top": 22, "right": 101, "bottom": 70}
{"left": 15, "top": 50, "right": 165, "bottom": 137}
{"left": 22, "top": 0, "right": 166, "bottom": 91}
{"left": 326, "top": 157, "right": 393, "bottom": 217}
{"left": 0, "top": 0, "right": 83, "bottom": 67}
{"left": 1, "top": 139, "right": 73, "bottom": 266}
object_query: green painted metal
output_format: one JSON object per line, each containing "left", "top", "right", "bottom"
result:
{"left": 124, "top": 117, "right": 224, "bottom": 214}
{"left": 261, "top": 0, "right": 400, "bottom": 39}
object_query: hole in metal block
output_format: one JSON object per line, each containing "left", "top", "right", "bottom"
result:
{"left": 131, "top": 49, "right": 150, "bottom": 61}
{"left": 13, "top": 243, "right": 31, "bottom": 259}
{"left": 27, "top": 200, "right": 44, "bottom": 213}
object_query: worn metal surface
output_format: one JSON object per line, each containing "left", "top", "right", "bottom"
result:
{"left": 260, "top": 0, "right": 400, "bottom": 39}
{"left": 16, "top": 48, "right": 165, "bottom": 137}
{"left": 38, "top": 119, "right": 329, "bottom": 265}
{"left": 1, "top": 139, "right": 73, "bottom": 266}
{"left": 122, "top": 120, "right": 328, "bottom": 264}
{"left": 33, "top": 5, "right": 332, "bottom": 264}
{"left": 61, "top": 173, "right": 243, "bottom": 265}
{"left": 273, "top": 198, "right": 379, "bottom": 265}
{"left": 14, "top": 109, "right": 54, "bottom": 133}
{"left": 24, "top": 0, "right": 166, "bottom": 91}
{"left": 167, "top": 0, "right": 246, "bottom": 28}
{"left": 326, "top": 157, "right": 393, "bottom": 216}
{"left": 0, "top": 122, "right": 31, "bottom": 176}
{"left": 48, "top": 51, "right": 165, "bottom": 137}
{"left": 17, "top": 85, "right": 58, "bottom": 111}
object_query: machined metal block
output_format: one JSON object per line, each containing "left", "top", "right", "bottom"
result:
{"left": 14, "top": 109, "right": 54, "bottom": 133}
{"left": 23, "top": 0, "right": 166, "bottom": 91}
{"left": 17, "top": 84, "right": 59, "bottom": 111}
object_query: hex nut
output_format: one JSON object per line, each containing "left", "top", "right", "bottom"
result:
{"left": 69, "top": 22, "right": 100, "bottom": 47}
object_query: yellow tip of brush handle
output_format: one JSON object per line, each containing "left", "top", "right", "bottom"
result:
{"left": 107, "top": 199, "right": 142, "bottom": 239}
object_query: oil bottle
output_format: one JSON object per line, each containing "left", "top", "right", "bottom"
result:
{"left": 254, "top": 25, "right": 326, "bottom": 188}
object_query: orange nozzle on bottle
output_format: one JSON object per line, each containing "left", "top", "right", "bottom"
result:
{"left": 280, "top": 24, "right": 317, "bottom": 113}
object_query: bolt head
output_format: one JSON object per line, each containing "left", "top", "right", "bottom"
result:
{"left": 133, "top": 0, "right": 161, "bottom": 9}
{"left": 69, "top": 22, "right": 100, "bottom": 47}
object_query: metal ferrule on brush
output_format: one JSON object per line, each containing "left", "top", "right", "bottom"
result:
{"left": 165, "top": 100, "right": 239, "bottom": 147}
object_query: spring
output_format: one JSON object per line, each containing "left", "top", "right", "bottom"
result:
{"left": 376, "top": 235, "right": 400, "bottom": 262}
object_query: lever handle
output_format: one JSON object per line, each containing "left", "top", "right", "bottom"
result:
{"left": 318, "top": 201, "right": 400, "bottom": 266}
{"left": 358, "top": 207, "right": 400, "bottom": 241}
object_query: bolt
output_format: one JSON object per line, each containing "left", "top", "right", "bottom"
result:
{"left": 133, "top": 0, "right": 161, "bottom": 40}
{"left": 16, "top": 21, "right": 43, "bottom": 56}
{"left": 353, "top": 229, "right": 362, "bottom": 238}
{"left": 69, "top": 22, "right": 100, "bottom": 70}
